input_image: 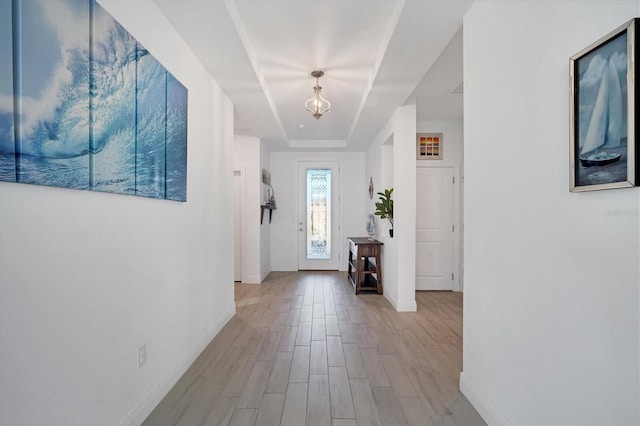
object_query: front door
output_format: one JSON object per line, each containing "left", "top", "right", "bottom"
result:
{"left": 416, "top": 167, "right": 454, "bottom": 290}
{"left": 298, "top": 162, "right": 340, "bottom": 270}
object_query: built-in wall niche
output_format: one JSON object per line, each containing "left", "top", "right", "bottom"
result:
{"left": 380, "top": 135, "right": 394, "bottom": 237}
{"left": 382, "top": 134, "right": 394, "bottom": 188}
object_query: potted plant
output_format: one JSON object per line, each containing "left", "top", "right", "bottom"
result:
{"left": 374, "top": 188, "right": 394, "bottom": 237}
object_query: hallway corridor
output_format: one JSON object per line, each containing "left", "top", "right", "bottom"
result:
{"left": 143, "top": 271, "right": 484, "bottom": 425}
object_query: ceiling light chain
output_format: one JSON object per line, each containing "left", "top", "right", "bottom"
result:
{"left": 305, "top": 70, "right": 330, "bottom": 121}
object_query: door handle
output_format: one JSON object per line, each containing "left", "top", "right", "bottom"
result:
{"left": 299, "top": 227, "right": 304, "bottom": 232}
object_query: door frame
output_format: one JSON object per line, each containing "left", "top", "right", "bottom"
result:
{"left": 416, "top": 166, "right": 454, "bottom": 291}
{"left": 297, "top": 161, "right": 341, "bottom": 270}
{"left": 416, "top": 164, "right": 462, "bottom": 292}
{"left": 232, "top": 168, "right": 246, "bottom": 282}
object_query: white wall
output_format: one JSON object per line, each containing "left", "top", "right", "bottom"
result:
{"left": 260, "top": 141, "right": 272, "bottom": 281}
{"left": 366, "top": 134, "right": 398, "bottom": 305}
{"left": 417, "top": 120, "right": 463, "bottom": 169}
{"left": 462, "top": 1, "right": 640, "bottom": 424}
{"left": 270, "top": 151, "right": 365, "bottom": 272}
{"left": 234, "top": 136, "right": 272, "bottom": 283}
{"left": 0, "top": 1, "right": 236, "bottom": 424}
{"left": 234, "top": 134, "right": 263, "bottom": 283}
{"left": 417, "top": 120, "right": 463, "bottom": 291}
{"left": 365, "top": 105, "right": 417, "bottom": 311}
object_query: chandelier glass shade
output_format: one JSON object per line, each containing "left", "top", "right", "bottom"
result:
{"left": 305, "top": 70, "right": 330, "bottom": 120}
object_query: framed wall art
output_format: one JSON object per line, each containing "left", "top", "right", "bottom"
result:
{"left": 417, "top": 133, "right": 443, "bottom": 160}
{"left": 570, "top": 18, "right": 638, "bottom": 192}
{"left": 0, "top": 0, "right": 188, "bottom": 201}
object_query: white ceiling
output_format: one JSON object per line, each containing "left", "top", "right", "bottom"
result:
{"left": 154, "top": 0, "right": 471, "bottom": 152}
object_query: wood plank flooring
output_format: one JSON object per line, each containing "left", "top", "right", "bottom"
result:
{"left": 143, "top": 271, "right": 485, "bottom": 426}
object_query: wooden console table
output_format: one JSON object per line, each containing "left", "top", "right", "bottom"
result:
{"left": 347, "top": 237, "right": 383, "bottom": 295}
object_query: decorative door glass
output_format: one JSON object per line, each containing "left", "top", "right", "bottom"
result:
{"left": 306, "top": 168, "right": 332, "bottom": 259}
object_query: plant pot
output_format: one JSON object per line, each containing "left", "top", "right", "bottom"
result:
{"left": 389, "top": 229, "right": 393, "bottom": 238}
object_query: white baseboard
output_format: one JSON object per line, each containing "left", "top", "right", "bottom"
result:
{"left": 270, "top": 265, "right": 297, "bottom": 272}
{"left": 396, "top": 299, "right": 417, "bottom": 312}
{"left": 384, "top": 292, "right": 417, "bottom": 312}
{"left": 118, "top": 306, "right": 236, "bottom": 425}
{"left": 459, "top": 372, "right": 511, "bottom": 425}
{"left": 243, "top": 275, "right": 262, "bottom": 284}
{"left": 384, "top": 292, "right": 398, "bottom": 310}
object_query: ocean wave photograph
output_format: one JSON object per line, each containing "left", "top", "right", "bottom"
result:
{"left": 0, "top": 0, "right": 188, "bottom": 201}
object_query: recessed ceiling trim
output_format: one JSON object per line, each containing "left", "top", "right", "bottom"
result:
{"left": 224, "top": 0, "right": 288, "bottom": 140}
{"left": 289, "top": 139, "right": 347, "bottom": 149}
{"left": 347, "top": 0, "right": 406, "bottom": 142}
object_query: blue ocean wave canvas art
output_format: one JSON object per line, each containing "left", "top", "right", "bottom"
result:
{"left": 14, "top": 0, "right": 91, "bottom": 189}
{"left": 90, "top": 2, "right": 137, "bottom": 195}
{"left": 165, "top": 73, "right": 188, "bottom": 202}
{"left": 0, "top": 0, "right": 188, "bottom": 201}
{"left": 0, "top": 0, "right": 15, "bottom": 182}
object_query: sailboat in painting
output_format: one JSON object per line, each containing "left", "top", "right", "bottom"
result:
{"left": 579, "top": 56, "right": 623, "bottom": 167}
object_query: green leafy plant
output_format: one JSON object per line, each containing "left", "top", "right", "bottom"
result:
{"left": 374, "top": 188, "right": 393, "bottom": 227}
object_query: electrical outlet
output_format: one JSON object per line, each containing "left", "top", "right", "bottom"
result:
{"left": 137, "top": 344, "right": 147, "bottom": 368}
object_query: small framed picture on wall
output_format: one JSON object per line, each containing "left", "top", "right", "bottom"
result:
{"left": 569, "top": 18, "right": 638, "bottom": 192}
{"left": 417, "top": 133, "right": 443, "bottom": 160}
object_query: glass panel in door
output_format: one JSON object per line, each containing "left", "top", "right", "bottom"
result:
{"left": 297, "top": 161, "right": 340, "bottom": 270}
{"left": 306, "top": 169, "right": 332, "bottom": 259}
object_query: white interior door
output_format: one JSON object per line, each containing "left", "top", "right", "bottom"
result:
{"left": 298, "top": 162, "right": 340, "bottom": 270}
{"left": 416, "top": 167, "right": 454, "bottom": 290}
{"left": 232, "top": 169, "right": 243, "bottom": 282}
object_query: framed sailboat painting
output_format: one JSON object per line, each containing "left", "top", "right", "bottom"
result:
{"left": 570, "top": 18, "right": 638, "bottom": 192}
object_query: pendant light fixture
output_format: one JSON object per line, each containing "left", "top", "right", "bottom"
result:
{"left": 305, "top": 70, "right": 330, "bottom": 121}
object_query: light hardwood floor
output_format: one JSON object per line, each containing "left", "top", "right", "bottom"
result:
{"left": 143, "top": 271, "right": 485, "bottom": 426}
